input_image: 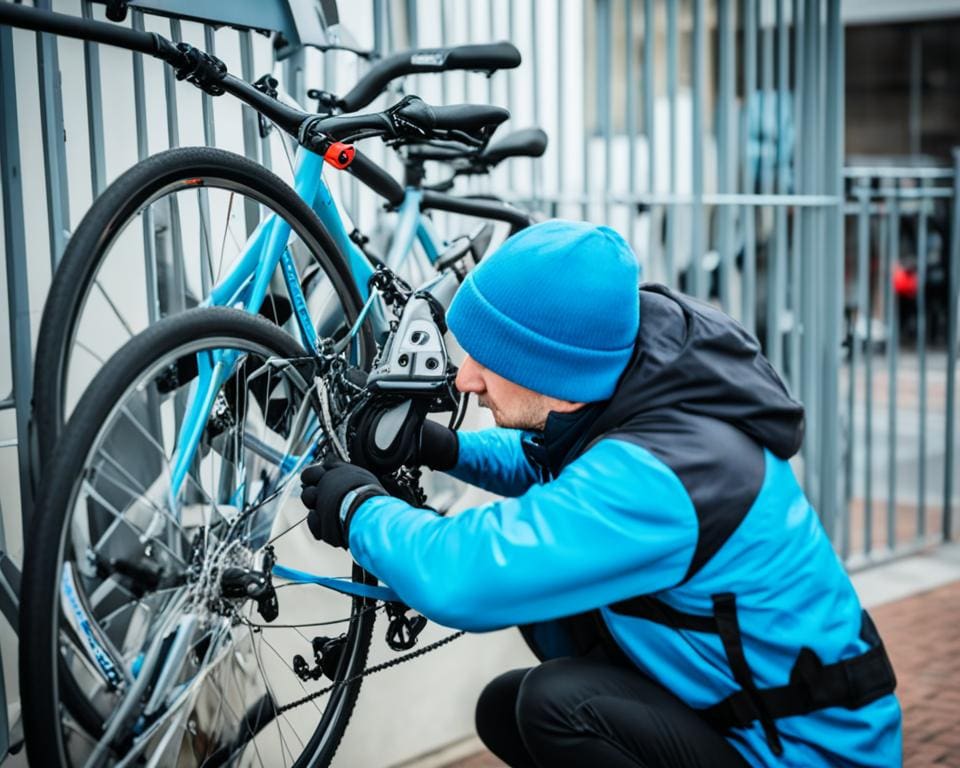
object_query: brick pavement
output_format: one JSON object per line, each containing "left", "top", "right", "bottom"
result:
{"left": 872, "top": 580, "right": 960, "bottom": 767}
{"left": 444, "top": 579, "right": 960, "bottom": 767}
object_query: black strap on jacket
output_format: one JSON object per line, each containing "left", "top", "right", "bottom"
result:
{"left": 711, "top": 594, "right": 783, "bottom": 755}
{"left": 609, "top": 594, "right": 897, "bottom": 755}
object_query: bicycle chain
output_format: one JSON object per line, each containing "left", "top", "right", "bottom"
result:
{"left": 275, "top": 629, "right": 466, "bottom": 716}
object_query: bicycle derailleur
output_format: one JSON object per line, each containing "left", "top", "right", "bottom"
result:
{"left": 216, "top": 545, "right": 279, "bottom": 623}
{"left": 291, "top": 603, "right": 428, "bottom": 684}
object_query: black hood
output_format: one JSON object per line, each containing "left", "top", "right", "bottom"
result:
{"left": 580, "top": 284, "right": 805, "bottom": 460}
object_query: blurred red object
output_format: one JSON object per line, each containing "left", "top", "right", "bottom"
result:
{"left": 893, "top": 263, "right": 918, "bottom": 299}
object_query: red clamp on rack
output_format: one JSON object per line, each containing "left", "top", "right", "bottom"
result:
{"left": 324, "top": 142, "right": 356, "bottom": 170}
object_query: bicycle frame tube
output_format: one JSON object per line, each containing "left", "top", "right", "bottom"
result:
{"left": 385, "top": 190, "right": 425, "bottom": 271}
{"left": 306, "top": 149, "right": 375, "bottom": 299}
{"left": 168, "top": 152, "right": 345, "bottom": 503}
{"left": 279, "top": 248, "right": 319, "bottom": 351}
{"left": 167, "top": 152, "right": 447, "bottom": 525}
{"left": 170, "top": 350, "right": 226, "bottom": 498}
{"left": 204, "top": 219, "right": 271, "bottom": 309}
{"left": 417, "top": 213, "right": 442, "bottom": 263}
{"left": 170, "top": 345, "right": 303, "bottom": 505}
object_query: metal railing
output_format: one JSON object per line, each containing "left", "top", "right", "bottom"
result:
{"left": 440, "top": 0, "right": 957, "bottom": 561}
{"left": 462, "top": 0, "right": 850, "bottom": 538}
{"left": 840, "top": 160, "right": 959, "bottom": 567}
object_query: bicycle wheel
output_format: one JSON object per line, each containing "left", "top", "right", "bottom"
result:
{"left": 33, "top": 146, "right": 372, "bottom": 475}
{"left": 22, "top": 308, "right": 376, "bottom": 768}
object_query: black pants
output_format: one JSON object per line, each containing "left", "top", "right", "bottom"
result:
{"left": 475, "top": 655, "right": 750, "bottom": 768}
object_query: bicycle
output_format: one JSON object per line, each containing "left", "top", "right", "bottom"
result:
{"left": 18, "top": 4, "right": 543, "bottom": 476}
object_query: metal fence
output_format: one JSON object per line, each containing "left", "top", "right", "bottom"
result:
{"left": 432, "top": 0, "right": 958, "bottom": 563}
{"left": 399, "top": 0, "right": 853, "bottom": 538}
{"left": 840, "top": 162, "right": 959, "bottom": 566}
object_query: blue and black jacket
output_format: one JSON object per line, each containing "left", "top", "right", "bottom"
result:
{"left": 348, "top": 285, "right": 902, "bottom": 767}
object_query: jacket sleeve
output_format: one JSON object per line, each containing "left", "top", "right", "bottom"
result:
{"left": 445, "top": 427, "right": 541, "bottom": 497}
{"left": 347, "top": 437, "right": 699, "bottom": 631}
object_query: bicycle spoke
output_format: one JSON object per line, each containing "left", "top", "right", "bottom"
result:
{"left": 93, "top": 279, "right": 137, "bottom": 339}
{"left": 88, "top": 451, "right": 194, "bottom": 554}
{"left": 253, "top": 624, "right": 332, "bottom": 713}
{"left": 115, "top": 400, "right": 226, "bottom": 525}
{"left": 225, "top": 646, "right": 268, "bottom": 768}
{"left": 109, "top": 623, "right": 232, "bottom": 768}
{"left": 80, "top": 480, "right": 188, "bottom": 569}
{"left": 93, "top": 448, "right": 177, "bottom": 524}
{"left": 93, "top": 583, "right": 179, "bottom": 632}
{"left": 215, "top": 191, "right": 236, "bottom": 284}
{"left": 198, "top": 188, "right": 215, "bottom": 295}
{"left": 205, "top": 667, "right": 263, "bottom": 765}
{"left": 248, "top": 626, "right": 304, "bottom": 766}
{"left": 75, "top": 339, "right": 108, "bottom": 365}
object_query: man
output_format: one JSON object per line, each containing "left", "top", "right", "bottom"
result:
{"left": 300, "top": 220, "right": 901, "bottom": 767}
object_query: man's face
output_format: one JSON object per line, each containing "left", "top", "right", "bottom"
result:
{"left": 454, "top": 355, "right": 582, "bottom": 430}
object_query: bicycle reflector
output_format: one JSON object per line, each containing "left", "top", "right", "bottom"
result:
{"left": 324, "top": 142, "right": 356, "bottom": 170}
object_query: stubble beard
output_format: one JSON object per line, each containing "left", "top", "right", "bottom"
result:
{"left": 479, "top": 396, "right": 548, "bottom": 431}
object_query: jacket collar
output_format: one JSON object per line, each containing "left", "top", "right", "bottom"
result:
{"left": 524, "top": 401, "right": 605, "bottom": 479}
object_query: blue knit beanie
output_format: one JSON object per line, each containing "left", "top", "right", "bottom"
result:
{"left": 446, "top": 219, "right": 640, "bottom": 402}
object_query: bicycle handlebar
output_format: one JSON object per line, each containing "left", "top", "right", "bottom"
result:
{"left": 0, "top": 6, "right": 506, "bottom": 144}
{"left": 338, "top": 42, "right": 521, "bottom": 113}
{"left": 0, "top": 4, "right": 515, "bottom": 206}
{"left": 0, "top": 1, "right": 159, "bottom": 55}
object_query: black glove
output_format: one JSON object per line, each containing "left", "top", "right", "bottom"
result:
{"left": 300, "top": 456, "right": 385, "bottom": 548}
{"left": 350, "top": 400, "right": 459, "bottom": 475}
{"left": 419, "top": 420, "right": 459, "bottom": 471}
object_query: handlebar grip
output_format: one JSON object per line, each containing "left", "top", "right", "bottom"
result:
{"left": 420, "top": 191, "right": 533, "bottom": 235}
{"left": 444, "top": 43, "right": 522, "bottom": 73}
{"left": 346, "top": 151, "right": 405, "bottom": 207}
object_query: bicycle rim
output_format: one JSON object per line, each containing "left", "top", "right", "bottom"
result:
{"left": 23, "top": 309, "right": 375, "bottom": 768}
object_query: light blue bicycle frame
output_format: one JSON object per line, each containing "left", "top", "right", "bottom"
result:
{"left": 168, "top": 145, "right": 445, "bottom": 579}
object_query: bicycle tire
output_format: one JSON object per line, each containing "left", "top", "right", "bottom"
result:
{"left": 32, "top": 146, "right": 373, "bottom": 477}
{"left": 22, "top": 308, "right": 376, "bottom": 768}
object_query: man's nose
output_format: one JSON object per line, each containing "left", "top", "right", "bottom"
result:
{"left": 455, "top": 355, "right": 485, "bottom": 394}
